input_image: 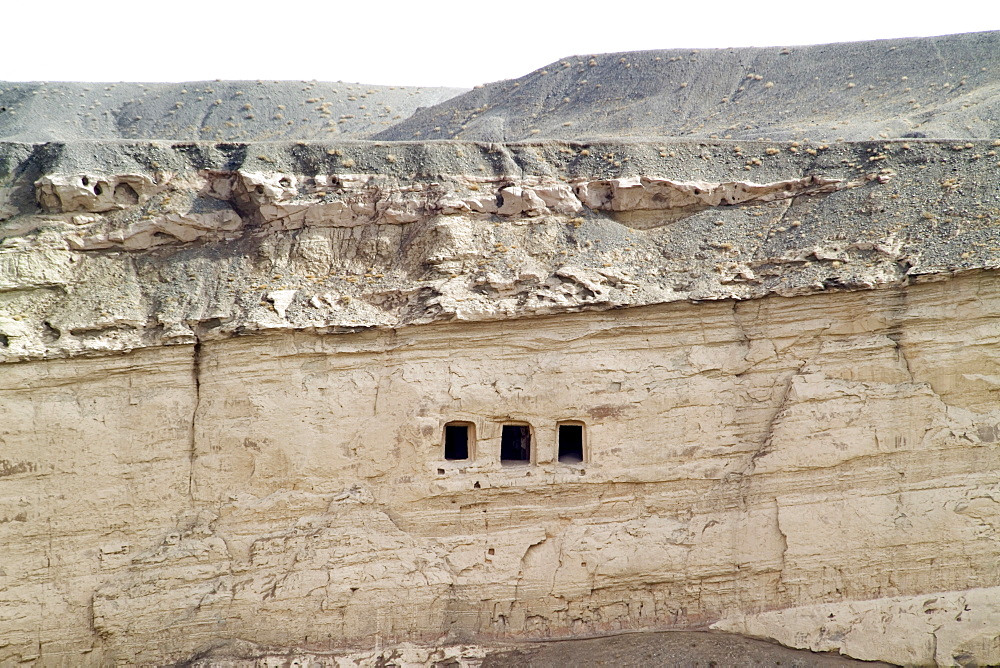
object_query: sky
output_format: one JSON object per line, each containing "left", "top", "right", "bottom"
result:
{"left": 5, "top": 1, "right": 998, "bottom": 88}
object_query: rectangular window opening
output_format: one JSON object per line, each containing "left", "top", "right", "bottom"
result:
{"left": 444, "top": 423, "right": 472, "bottom": 460}
{"left": 558, "top": 423, "right": 585, "bottom": 464}
{"left": 500, "top": 424, "right": 532, "bottom": 464}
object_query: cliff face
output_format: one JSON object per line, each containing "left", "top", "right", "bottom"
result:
{"left": 6, "top": 264, "right": 1000, "bottom": 666}
{"left": 3, "top": 32, "right": 1000, "bottom": 667}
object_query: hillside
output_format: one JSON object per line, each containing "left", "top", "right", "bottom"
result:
{"left": 376, "top": 31, "right": 1000, "bottom": 142}
{"left": 0, "top": 81, "right": 465, "bottom": 142}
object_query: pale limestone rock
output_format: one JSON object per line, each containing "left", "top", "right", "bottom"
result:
{"left": 531, "top": 182, "right": 582, "bottom": 214}
{"left": 553, "top": 265, "right": 611, "bottom": 300}
{"left": 67, "top": 208, "right": 243, "bottom": 250}
{"left": 12, "top": 170, "right": 872, "bottom": 257}
{"left": 233, "top": 171, "right": 299, "bottom": 205}
{"left": 463, "top": 194, "right": 499, "bottom": 214}
{"left": 0, "top": 245, "right": 73, "bottom": 291}
{"left": 266, "top": 290, "right": 297, "bottom": 318}
{"left": 5, "top": 276, "right": 1000, "bottom": 665}
{"left": 574, "top": 175, "right": 853, "bottom": 212}
{"left": 497, "top": 186, "right": 547, "bottom": 216}
{"left": 712, "top": 587, "right": 1000, "bottom": 666}
{"left": 0, "top": 315, "right": 39, "bottom": 356}
{"left": 35, "top": 173, "right": 156, "bottom": 213}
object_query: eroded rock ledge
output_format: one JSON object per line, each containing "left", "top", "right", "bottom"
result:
{"left": 2, "top": 138, "right": 998, "bottom": 362}
{"left": 44, "top": 170, "right": 861, "bottom": 250}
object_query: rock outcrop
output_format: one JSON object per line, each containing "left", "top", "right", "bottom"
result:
{"left": 4, "top": 138, "right": 997, "bottom": 365}
{"left": 3, "top": 32, "right": 1000, "bottom": 667}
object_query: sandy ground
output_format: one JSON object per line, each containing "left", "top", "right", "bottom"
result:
{"left": 182, "top": 631, "right": 898, "bottom": 666}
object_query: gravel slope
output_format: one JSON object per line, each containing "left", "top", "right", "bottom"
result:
{"left": 0, "top": 81, "right": 465, "bottom": 142}
{"left": 375, "top": 31, "right": 1000, "bottom": 142}
{"left": 4, "top": 32, "right": 997, "bottom": 145}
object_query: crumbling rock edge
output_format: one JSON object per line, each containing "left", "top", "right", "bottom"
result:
{"left": 17, "top": 136, "right": 995, "bottom": 365}
{"left": 37, "top": 170, "right": 863, "bottom": 250}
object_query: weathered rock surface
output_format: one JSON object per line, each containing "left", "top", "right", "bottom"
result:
{"left": 3, "top": 32, "right": 1000, "bottom": 668}
{"left": 4, "top": 269, "right": 1000, "bottom": 665}
{"left": 3, "top": 138, "right": 1000, "bottom": 364}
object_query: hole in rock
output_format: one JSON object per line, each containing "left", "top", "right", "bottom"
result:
{"left": 41, "top": 321, "right": 60, "bottom": 343}
{"left": 93, "top": 184, "right": 103, "bottom": 196}
{"left": 558, "top": 423, "right": 585, "bottom": 463}
{"left": 444, "top": 422, "right": 473, "bottom": 460}
{"left": 500, "top": 424, "right": 531, "bottom": 464}
{"left": 113, "top": 182, "right": 139, "bottom": 205}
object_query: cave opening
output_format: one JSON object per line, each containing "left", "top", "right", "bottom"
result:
{"left": 444, "top": 422, "right": 472, "bottom": 460}
{"left": 500, "top": 424, "right": 531, "bottom": 464}
{"left": 558, "top": 423, "right": 585, "bottom": 463}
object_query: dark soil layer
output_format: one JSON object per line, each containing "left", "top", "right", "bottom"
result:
{"left": 479, "top": 631, "right": 896, "bottom": 667}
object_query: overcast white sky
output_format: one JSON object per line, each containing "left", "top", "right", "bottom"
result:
{"left": 5, "top": 1, "right": 998, "bottom": 88}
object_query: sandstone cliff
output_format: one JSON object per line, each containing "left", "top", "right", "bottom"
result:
{"left": 3, "top": 32, "right": 1000, "bottom": 667}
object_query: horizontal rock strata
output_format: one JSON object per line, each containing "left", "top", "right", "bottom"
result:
{"left": 2, "top": 130, "right": 1000, "bottom": 664}
{"left": 3, "top": 273, "right": 1000, "bottom": 665}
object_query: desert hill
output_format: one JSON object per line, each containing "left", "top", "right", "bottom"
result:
{"left": 0, "top": 81, "right": 465, "bottom": 142}
{"left": 3, "top": 31, "right": 998, "bottom": 145}
{"left": 376, "top": 30, "right": 1000, "bottom": 142}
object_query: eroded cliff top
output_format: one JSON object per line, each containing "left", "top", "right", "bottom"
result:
{"left": 2, "top": 136, "right": 999, "bottom": 362}
{"left": 1, "top": 32, "right": 999, "bottom": 362}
